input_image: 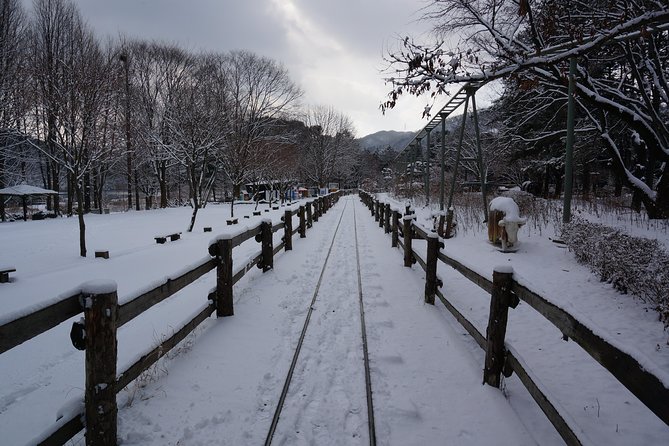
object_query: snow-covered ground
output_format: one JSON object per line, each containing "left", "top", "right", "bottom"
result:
{"left": 0, "top": 195, "right": 667, "bottom": 445}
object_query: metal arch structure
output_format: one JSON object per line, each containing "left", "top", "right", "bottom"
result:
{"left": 393, "top": 81, "right": 489, "bottom": 226}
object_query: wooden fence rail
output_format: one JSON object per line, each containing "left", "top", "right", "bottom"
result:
{"left": 1, "top": 192, "right": 342, "bottom": 446}
{"left": 358, "top": 190, "right": 669, "bottom": 445}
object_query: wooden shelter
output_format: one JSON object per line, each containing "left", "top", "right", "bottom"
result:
{"left": 0, "top": 184, "right": 59, "bottom": 222}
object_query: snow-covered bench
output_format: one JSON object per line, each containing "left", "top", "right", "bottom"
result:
{"left": 154, "top": 232, "right": 181, "bottom": 244}
{"left": 0, "top": 267, "right": 16, "bottom": 283}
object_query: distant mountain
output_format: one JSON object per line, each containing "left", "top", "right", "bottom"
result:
{"left": 357, "top": 130, "right": 415, "bottom": 152}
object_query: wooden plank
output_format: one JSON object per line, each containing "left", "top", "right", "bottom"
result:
{"left": 435, "top": 289, "right": 485, "bottom": 349}
{"left": 273, "top": 242, "right": 285, "bottom": 256}
{"left": 272, "top": 222, "right": 284, "bottom": 233}
{"left": 0, "top": 292, "right": 82, "bottom": 354}
{"left": 505, "top": 347, "right": 584, "bottom": 446}
{"left": 230, "top": 225, "right": 262, "bottom": 249}
{"left": 412, "top": 247, "right": 427, "bottom": 272}
{"left": 34, "top": 412, "right": 84, "bottom": 446}
{"left": 233, "top": 252, "right": 263, "bottom": 285}
{"left": 116, "top": 303, "right": 215, "bottom": 391}
{"left": 437, "top": 251, "right": 493, "bottom": 294}
{"left": 512, "top": 281, "right": 669, "bottom": 426}
{"left": 118, "top": 258, "right": 216, "bottom": 327}
{"left": 412, "top": 223, "right": 428, "bottom": 239}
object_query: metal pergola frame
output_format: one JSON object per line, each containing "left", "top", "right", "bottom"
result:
{"left": 394, "top": 81, "right": 489, "bottom": 226}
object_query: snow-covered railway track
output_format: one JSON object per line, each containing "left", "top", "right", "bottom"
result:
{"left": 264, "top": 197, "right": 376, "bottom": 446}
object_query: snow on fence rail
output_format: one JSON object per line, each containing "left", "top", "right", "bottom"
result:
{"left": 359, "top": 190, "right": 669, "bottom": 446}
{"left": 0, "top": 192, "right": 343, "bottom": 446}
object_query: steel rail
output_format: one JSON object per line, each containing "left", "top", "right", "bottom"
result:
{"left": 353, "top": 199, "right": 377, "bottom": 446}
{"left": 264, "top": 198, "right": 350, "bottom": 446}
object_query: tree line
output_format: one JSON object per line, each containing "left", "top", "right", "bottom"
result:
{"left": 0, "top": 0, "right": 361, "bottom": 256}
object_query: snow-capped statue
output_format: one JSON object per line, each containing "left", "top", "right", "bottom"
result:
{"left": 487, "top": 197, "right": 526, "bottom": 252}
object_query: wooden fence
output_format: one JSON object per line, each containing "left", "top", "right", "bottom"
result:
{"left": 359, "top": 190, "right": 669, "bottom": 446}
{"left": 0, "top": 192, "right": 342, "bottom": 446}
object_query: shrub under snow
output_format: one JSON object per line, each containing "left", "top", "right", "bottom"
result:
{"left": 562, "top": 217, "right": 669, "bottom": 330}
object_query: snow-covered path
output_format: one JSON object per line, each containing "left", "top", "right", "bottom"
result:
{"left": 116, "top": 197, "right": 537, "bottom": 445}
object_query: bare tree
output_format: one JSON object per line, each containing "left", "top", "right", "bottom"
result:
{"left": 300, "top": 105, "right": 358, "bottom": 189}
{"left": 163, "top": 54, "right": 226, "bottom": 231}
{"left": 219, "top": 50, "right": 302, "bottom": 217}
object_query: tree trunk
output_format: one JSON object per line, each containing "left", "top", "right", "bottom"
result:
{"left": 67, "top": 172, "right": 74, "bottom": 216}
{"left": 554, "top": 171, "right": 562, "bottom": 199}
{"left": 92, "top": 170, "right": 99, "bottom": 210}
{"left": 582, "top": 162, "right": 590, "bottom": 200}
{"left": 648, "top": 164, "right": 669, "bottom": 219}
{"left": 542, "top": 164, "right": 550, "bottom": 198}
{"left": 188, "top": 200, "right": 199, "bottom": 232}
{"left": 134, "top": 169, "right": 140, "bottom": 211}
{"left": 84, "top": 172, "right": 91, "bottom": 213}
{"left": 45, "top": 161, "right": 53, "bottom": 211}
{"left": 75, "top": 183, "right": 87, "bottom": 257}
{"left": 159, "top": 161, "right": 167, "bottom": 208}
{"left": 187, "top": 166, "right": 199, "bottom": 232}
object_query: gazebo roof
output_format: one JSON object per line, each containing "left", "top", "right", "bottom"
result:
{"left": 0, "top": 184, "right": 58, "bottom": 196}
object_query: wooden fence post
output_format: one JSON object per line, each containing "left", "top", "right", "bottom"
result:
{"left": 403, "top": 214, "right": 413, "bottom": 267}
{"left": 392, "top": 211, "right": 399, "bottom": 248}
{"left": 378, "top": 201, "right": 385, "bottom": 228}
{"left": 313, "top": 200, "right": 319, "bottom": 222}
{"left": 425, "top": 234, "right": 439, "bottom": 305}
{"left": 215, "top": 239, "right": 234, "bottom": 317}
{"left": 83, "top": 282, "right": 118, "bottom": 446}
{"left": 445, "top": 208, "right": 455, "bottom": 238}
{"left": 299, "top": 205, "right": 306, "bottom": 238}
{"left": 375, "top": 200, "right": 380, "bottom": 222}
{"left": 307, "top": 201, "right": 313, "bottom": 227}
{"left": 384, "top": 203, "right": 391, "bottom": 233}
{"left": 284, "top": 210, "right": 293, "bottom": 251}
{"left": 483, "top": 266, "right": 518, "bottom": 387}
{"left": 260, "top": 221, "right": 274, "bottom": 272}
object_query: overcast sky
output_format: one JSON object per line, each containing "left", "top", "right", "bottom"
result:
{"left": 23, "top": 0, "right": 492, "bottom": 137}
